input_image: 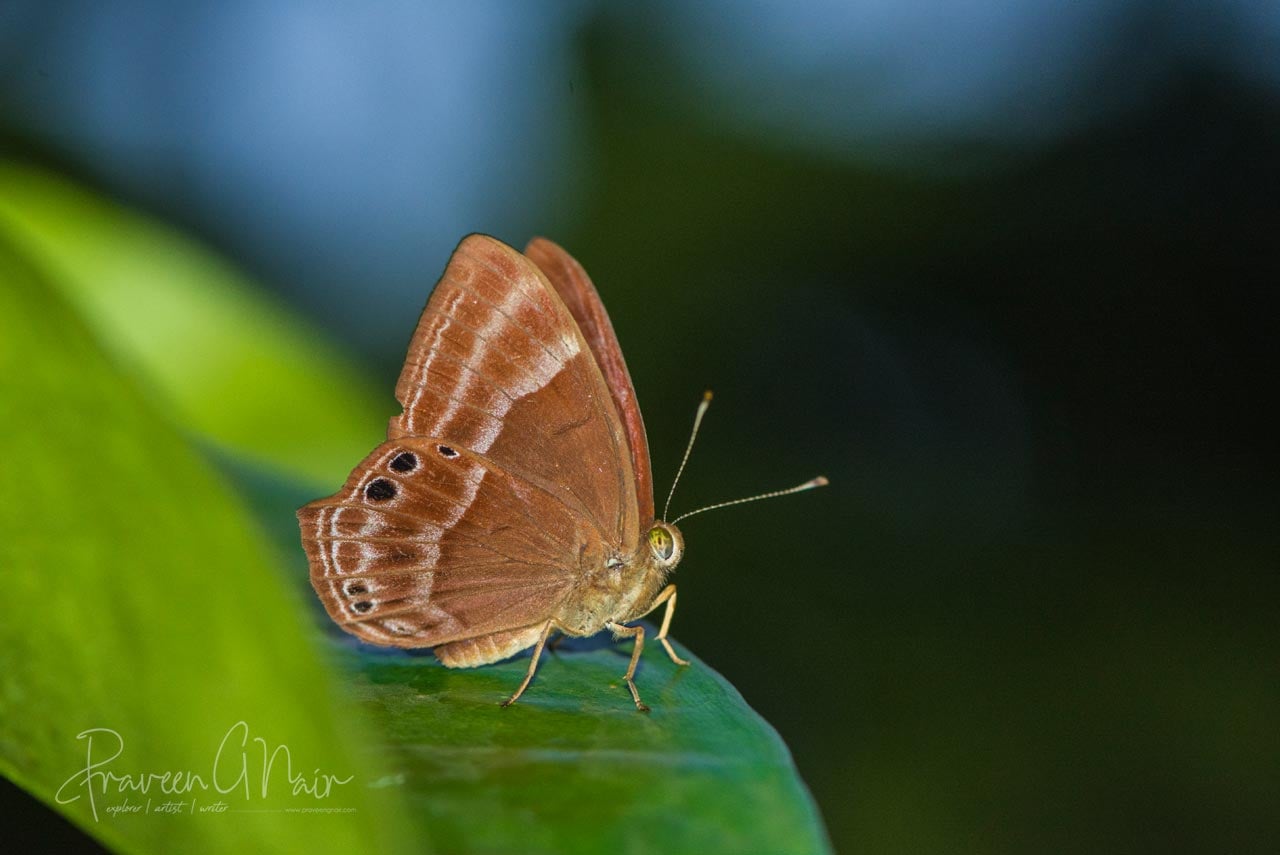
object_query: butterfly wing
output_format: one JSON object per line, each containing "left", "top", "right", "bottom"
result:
{"left": 388, "top": 234, "right": 640, "bottom": 549}
{"left": 298, "top": 234, "right": 639, "bottom": 659}
{"left": 298, "top": 438, "right": 609, "bottom": 649}
{"left": 523, "top": 237, "right": 655, "bottom": 523}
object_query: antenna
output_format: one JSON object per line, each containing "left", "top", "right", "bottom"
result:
{"left": 662, "top": 390, "right": 713, "bottom": 522}
{"left": 670, "top": 476, "right": 829, "bottom": 525}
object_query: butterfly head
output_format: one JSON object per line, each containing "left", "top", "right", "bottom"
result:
{"left": 646, "top": 522, "right": 684, "bottom": 571}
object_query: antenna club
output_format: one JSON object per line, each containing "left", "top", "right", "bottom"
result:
{"left": 702, "top": 390, "right": 713, "bottom": 402}
{"left": 669, "top": 474, "right": 828, "bottom": 524}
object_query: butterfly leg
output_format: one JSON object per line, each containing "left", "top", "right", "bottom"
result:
{"left": 631, "top": 584, "right": 690, "bottom": 666}
{"left": 606, "top": 622, "right": 650, "bottom": 712}
{"left": 500, "top": 620, "right": 557, "bottom": 708}
{"left": 651, "top": 584, "right": 691, "bottom": 667}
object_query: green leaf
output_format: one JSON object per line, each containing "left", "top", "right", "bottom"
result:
{"left": 0, "top": 163, "right": 384, "bottom": 486}
{"left": 340, "top": 636, "right": 832, "bottom": 855}
{"left": 0, "top": 235, "right": 417, "bottom": 853}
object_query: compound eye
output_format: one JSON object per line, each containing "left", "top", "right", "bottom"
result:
{"left": 647, "top": 526, "right": 674, "bottom": 562}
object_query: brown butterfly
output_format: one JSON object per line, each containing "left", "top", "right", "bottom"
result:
{"left": 297, "top": 235, "right": 825, "bottom": 711}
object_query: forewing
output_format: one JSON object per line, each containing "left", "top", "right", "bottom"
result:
{"left": 389, "top": 234, "right": 639, "bottom": 549}
{"left": 523, "top": 237, "right": 655, "bottom": 524}
{"left": 297, "top": 438, "right": 605, "bottom": 648}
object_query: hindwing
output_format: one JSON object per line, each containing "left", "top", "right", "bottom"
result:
{"left": 298, "top": 438, "right": 606, "bottom": 648}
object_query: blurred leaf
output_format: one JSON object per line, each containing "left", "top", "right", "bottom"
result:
{"left": 0, "top": 162, "right": 384, "bottom": 486}
{"left": 0, "top": 235, "right": 416, "bottom": 853}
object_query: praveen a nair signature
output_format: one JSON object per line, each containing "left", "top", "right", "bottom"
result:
{"left": 54, "top": 721, "right": 354, "bottom": 821}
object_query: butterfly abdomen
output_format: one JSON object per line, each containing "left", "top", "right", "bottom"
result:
{"left": 434, "top": 624, "right": 546, "bottom": 668}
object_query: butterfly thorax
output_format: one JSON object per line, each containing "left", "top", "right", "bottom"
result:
{"left": 554, "top": 521, "right": 684, "bottom": 636}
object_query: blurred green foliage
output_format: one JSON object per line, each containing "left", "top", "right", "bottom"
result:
{"left": 0, "top": 228, "right": 415, "bottom": 853}
{"left": 0, "top": 165, "right": 385, "bottom": 487}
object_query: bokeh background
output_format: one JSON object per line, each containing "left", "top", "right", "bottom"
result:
{"left": 3, "top": 2, "right": 1276, "bottom": 852}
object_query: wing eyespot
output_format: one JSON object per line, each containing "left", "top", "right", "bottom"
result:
{"left": 352, "top": 600, "right": 374, "bottom": 614}
{"left": 345, "top": 582, "right": 368, "bottom": 596}
{"left": 436, "top": 444, "right": 459, "bottom": 459}
{"left": 389, "top": 452, "right": 418, "bottom": 472}
{"left": 365, "top": 478, "right": 396, "bottom": 501}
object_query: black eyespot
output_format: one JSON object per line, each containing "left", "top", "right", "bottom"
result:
{"left": 352, "top": 600, "right": 373, "bottom": 614}
{"left": 345, "top": 583, "right": 368, "bottom": 596}
{"left": 389, "top": 452, "right": 417, "bottom": 472}
{"left": 437, "top": 445, "right": 459, "bottom": 459}
{"left": 365, "top": 478, "right": 396, "bottom": 501}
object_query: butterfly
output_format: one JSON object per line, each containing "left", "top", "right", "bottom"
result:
{"left": 297, "top": 235, "right": 825, "bottom": 711}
